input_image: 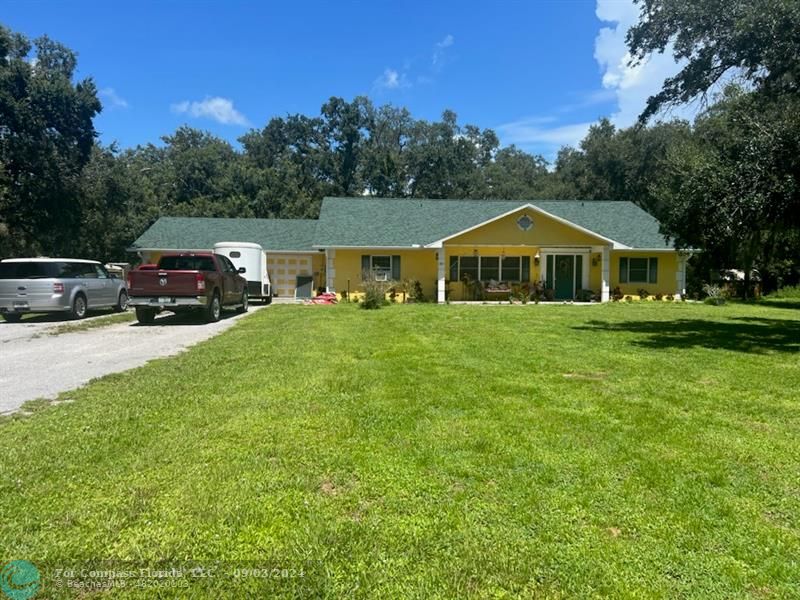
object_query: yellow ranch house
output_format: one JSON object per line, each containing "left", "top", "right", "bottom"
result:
{"left": 130, "top": 197, "right": 688, "bottom": 303}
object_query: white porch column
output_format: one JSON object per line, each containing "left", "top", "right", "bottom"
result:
{"left": 436, "top": 249, "right": 446, "bottom": 304}
{"left": 325, "top": 248, "right": 336, "bottom": 293}
{"left": 676, "top": 253, "right": 687, "bottom": 299}
{"left": 600, "top": 246, "right": 610, "bottom": 302}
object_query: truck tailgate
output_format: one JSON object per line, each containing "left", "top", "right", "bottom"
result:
{"left": 128, "top": 270, "right": 200, "bottom": 297}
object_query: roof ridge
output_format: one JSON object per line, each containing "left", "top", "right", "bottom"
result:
{"left": 322, "top": 196, "right": 633, "bottom": 204}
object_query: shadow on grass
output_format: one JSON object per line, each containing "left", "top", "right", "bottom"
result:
{"left": 757, "top": 299, "right": 800, "bottom": 310}
{"left": 574, "top": 316, "right": 800, "bottom": 353}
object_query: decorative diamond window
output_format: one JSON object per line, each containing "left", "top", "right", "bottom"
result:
{"left": 517, "top": 214, "right": 533, "bottom": 231}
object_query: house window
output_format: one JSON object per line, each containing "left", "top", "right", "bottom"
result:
{"left": 619, "top": 257, "right": 658, "bottom": 284}
{"left": 458, "top": 256, "right": 479, "bottom": 282}
{"left": 371, "top": 256, "right": 391, "bottom": 281}
{"left": 451, "top": 256, "right": 528, "bottom": 282}
{"left": 501, "top": 256, "right": 520, "bottom": 281}
{"left": 481, "top": 257, "right": 500, "bottom": 281}
{"left": 371, "top": 255, "right": 391, "bottom": 273}
{"left": 361, "top": 255, "right": 401, "bottom": 281}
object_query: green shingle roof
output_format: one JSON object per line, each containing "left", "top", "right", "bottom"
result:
{"left": 129, "top": 217, "right": 318, "bottom": 252}
{"left": 130, "top": 199, "right": 674, "bottom": 254}
{"left": 314, "top": 197, "right": 673, "bottom": 249}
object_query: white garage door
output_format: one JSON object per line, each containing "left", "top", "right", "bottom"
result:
{"left": 267, "top": 254, "right": 314, "bottom": 298}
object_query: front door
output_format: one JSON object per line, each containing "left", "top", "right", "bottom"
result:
{"left": 554, "top": 255, "right": 575, "bottom": 300}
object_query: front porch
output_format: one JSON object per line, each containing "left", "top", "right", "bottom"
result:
{"left": 437, "top": 245, "right": 612, "bottom": 303}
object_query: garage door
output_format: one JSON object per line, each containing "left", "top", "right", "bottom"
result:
{"left": 267, "top": 254, "right": 314, "bottom": 298}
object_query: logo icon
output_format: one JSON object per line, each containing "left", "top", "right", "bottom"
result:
{"left": 0, "top": 561, "right": 40, "bottom": 600}
{"left": 159, "top": 277, "right": 167, "bottom": 287}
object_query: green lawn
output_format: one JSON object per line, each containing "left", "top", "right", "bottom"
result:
{"left": 1, "top": 302, "right": 799, "bottom": 598}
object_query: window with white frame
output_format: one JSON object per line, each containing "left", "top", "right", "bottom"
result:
{"left": 481, "top": 257, "right": 500, "bottom": 281}
{"left": 450, "top": 256, "right": 529, "bottom": 282}
{"left": 501, "top": 256, "right": 521, "bottom": 281}
{"left": 361, "top": 254, "right": 400, "bottom": 281}
{"left": 371, "top": 255, "right": 391, "bottom": 280}
{"left": 619, "top": 257, "right": 658, "bottom": 284}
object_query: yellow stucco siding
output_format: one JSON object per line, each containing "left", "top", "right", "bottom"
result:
{"left": 139, "top": 251, "right": 162, "bottom": 265}
{"left": 332, "top": 249, "right": 439, "bottom": 300}
{"left": 588, "top": 258, "right": 602, "bottom": 292}
{"left": 446, "top": 207, "right": 607, "bottom": 247}
{"left": 611, "top": 251, "right": 679, "bottom": 297}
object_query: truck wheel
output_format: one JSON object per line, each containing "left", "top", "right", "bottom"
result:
{"left": 263, "top": 294, "right": 272, "bottom": 305}
{"left": 237, "top": 290, "right": 248, "bottom": 313}
{"left": 114, "top": 290, "right": 129, "bottom": 312}
{"left": 2, "top": 313, "right": 22, "bottom": 323}
{"left": 70, "top": 294, "right": 88, "bottom": 320}
{"left": 135, "top": 307, "right": 156, "bottom": 324}
{"left": 205, "top": 292, "right": 221, "bottom": 323}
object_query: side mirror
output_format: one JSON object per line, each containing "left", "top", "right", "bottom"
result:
{"left": 109, "top": 273, "right": 119, "bottom": 279}
{"left": 237, "top": 267, "right": 246, "bottom": 274}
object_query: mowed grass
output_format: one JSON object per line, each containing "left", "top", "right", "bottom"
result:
{"left": 1, "top": 302, "right": 799, "bottom": 598}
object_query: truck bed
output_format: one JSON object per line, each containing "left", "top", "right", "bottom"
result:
{"left": 127, "top": 269, "right": 203, "bottom": 298}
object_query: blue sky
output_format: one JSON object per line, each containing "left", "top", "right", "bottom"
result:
{"left": 4, "top": 0, "right": 688, "bottom": 161}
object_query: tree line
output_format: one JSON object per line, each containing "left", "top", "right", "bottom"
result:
{"left": 1, "top": 0, "right": 798, "bottom": 293}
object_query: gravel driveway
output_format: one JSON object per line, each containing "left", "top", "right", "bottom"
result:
{"left": 0, "top": 306, "right": 267, "bottom": 414}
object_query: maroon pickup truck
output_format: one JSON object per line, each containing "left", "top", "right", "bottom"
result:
{"left": 127, "top": 253, "right": 248, "bottom": 324}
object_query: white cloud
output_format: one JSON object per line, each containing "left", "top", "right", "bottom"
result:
{"left": 496, "top": 118, "right": 594, "bottom": 148}
{"left": 373, "top": 68, "right": 410, "bottom": 91}
{"left": 432, "top": 34, "right": 454, "bottom": 69}
{"left": 496, "top": 0, "right": 714, "bottom": 160}
{"left": 170, "top": 96, "right": 250, "bottom": 126}
{"left": 374, "top": 33, "right": 455, "bottom": 91}
{"left": 594, "top": 0, "right": 700, "bottom": 125}
{"left": 100, "top": 87, "right": 129, "bottom": 109}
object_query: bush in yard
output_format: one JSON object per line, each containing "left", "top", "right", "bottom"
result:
{"left": 637, "top": 288, "right": 650, "bottom": 300}
{"left": 360, "top": 271, "right": 393, "bottom": 310}
{"left": 611, "top": 286, "right": 624, "bottom": 302}
{"left": 767, "top": 285, "right": 800, "bottom": 299}
{"left": 409, "top": 279, "right": 425, "bottom": 303}
{"left": 519, "top": 283, "right": 530, "bottom": 304}
{"left": 530, "top": 280, "right": 544, "bottom": 303}
{"left": 702, "top": 283, "right": 726, "bottom": 306}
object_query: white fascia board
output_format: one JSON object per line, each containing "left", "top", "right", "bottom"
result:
{"left": 311, "top": 245, "right": 429, "bottom": 250}
{"left": 613, "top": 248, "right": 680, "bottom": 253}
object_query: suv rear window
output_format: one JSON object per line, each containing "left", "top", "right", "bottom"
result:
{"left": 0, "top": 262, "right": 59, "bottom": 279}
{"left": 0, "top": 261, "right": 101, "bottom": 279}
{"left": 157, "top": 256, "right": 216, "bottom": 271}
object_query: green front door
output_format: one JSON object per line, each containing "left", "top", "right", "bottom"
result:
{"left": 554, "top": 255, "right": 575, "bottom": 300}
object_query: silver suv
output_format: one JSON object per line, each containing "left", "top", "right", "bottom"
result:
{"left": 0, "top": 258, "right": 129, "bottom": 322}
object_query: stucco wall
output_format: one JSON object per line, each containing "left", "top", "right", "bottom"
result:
{"left": 332, "top": 249, "right": 438, "bottom": 301}
{"left": 447, "top": 207, "right": 606, "bottom": 247}
{"left": 610, "top": 251, "right": 679, "bottom": 297}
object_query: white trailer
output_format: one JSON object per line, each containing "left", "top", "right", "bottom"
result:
{"left": 213, "top": 242, "right": 272, "bottom": 303}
